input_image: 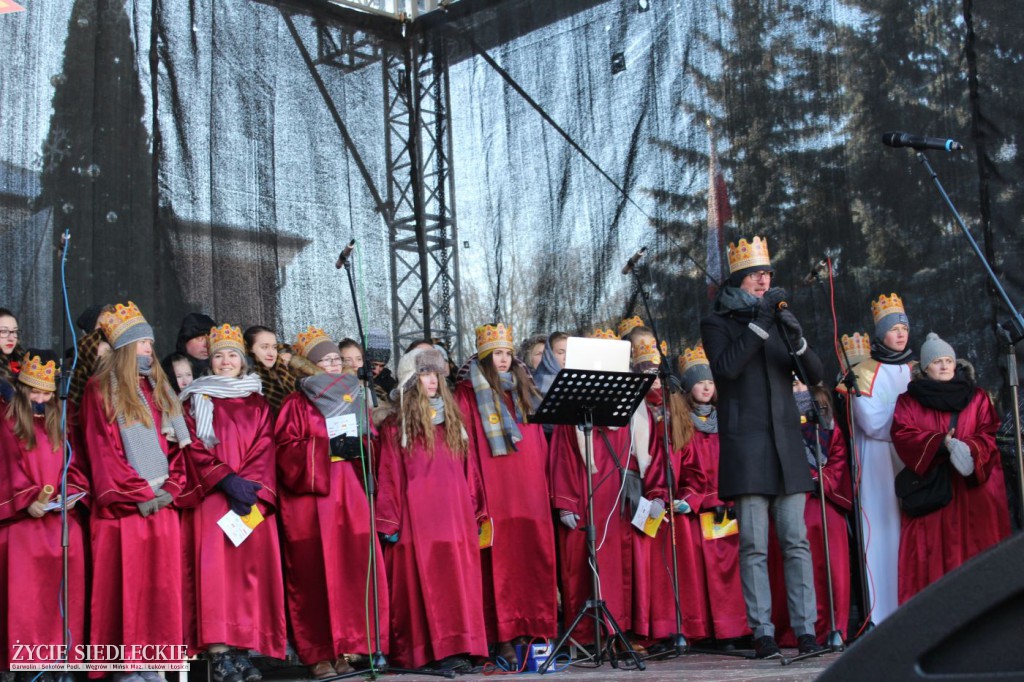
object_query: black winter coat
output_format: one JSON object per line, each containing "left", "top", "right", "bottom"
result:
{"left": 700, "top": 300, "right": 823, "bottom": 499}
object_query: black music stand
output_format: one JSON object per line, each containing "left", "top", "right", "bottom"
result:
{"left": 533, "top": 368, "right": 655, "bottom": 673}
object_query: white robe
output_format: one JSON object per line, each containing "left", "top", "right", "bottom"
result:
{"left": 848, "top": 360, "right": 912, "bottom": 625}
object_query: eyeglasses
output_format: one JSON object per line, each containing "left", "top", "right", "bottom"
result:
{"left": 318, "top": 355, "right": 344, "bottom": 366}
{"left": 745, "top": 270, "right": 773, "bottom": 280}
{"left": 0, "top": 329, "right": 19, "bottom": 338}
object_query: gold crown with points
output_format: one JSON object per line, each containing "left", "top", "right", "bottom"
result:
{"left": 870, "top": 293, "right": 906, "bottom": 324}
{"left": 727, "top": 236, "right": 772, "bottom": 274}
{"left": 631, "top": 337, "right": 665, "bottom": 366}
{"left": 841, "top": 332, "right": 872, "bottom": 364}
{"left": 98, "top": 301, "right": 148, "bottom": 345}
{"left": 19, "top": 354, "right": 58, "bottom": 392}
{"left": 617, "top": 316, "right": 645, "bottom": 338}
{"left": 587, "top": 327, "right": 618, "bottom": 340}
{"left": 294, "top": 326, "right": 333, "bottom": 358}
{"left": 475, "top": 322, "right": 514, "bottom": 357}
{"left": 679, "top": 344, "right": 710, "bottom": 372}
{"left": 209, "top": 323, "right": 245, "bottom": 356}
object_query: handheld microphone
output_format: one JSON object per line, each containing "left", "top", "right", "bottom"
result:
{"left": 622, "top": 246, "right": 648, "bottom": 275}
{"left": 881, "top": 131, "right": 963, "bottom": 152}
{"left": 802, "top": 259, "right": 829, "bottom": 285}
{"left": 335, "top": 239, "right": 356, "bottom": 269}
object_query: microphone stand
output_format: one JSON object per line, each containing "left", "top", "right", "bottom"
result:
{"left": 58, "top": 229, "right": 77, "bottom": 677}
{"left": 915, "top": 152, "right": 1024, "bottom": 530}
{"left": 773, "top": 313, "right": 834, "bottom": 665}
{"left": 628, "top": 262, "right": 687, "bottom": 657}
{"left": 330, "top": 242, "right": 452, "bottom": 680}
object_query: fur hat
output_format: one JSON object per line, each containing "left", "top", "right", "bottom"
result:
{"left": 392, "top": 347, "right": 450, "bottom": 401}
{"left": 920, "top": 332, "right": 956, "bottom": 371}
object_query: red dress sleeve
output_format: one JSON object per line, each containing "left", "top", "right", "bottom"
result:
{"left": 820, "top": 424, "right": 853, "bottom": 512}
{"left": 891, "top": 393, "right": 950, "bottom": 476}
{"left": 274, "top": 393, "right": 331, "bottom": 496}
{"left": 958, "top": 388, "right": 1001, "bottom": 485}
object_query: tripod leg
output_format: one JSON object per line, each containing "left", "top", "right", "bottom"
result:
{"left": 596, "top": 604, "right": 646, "bottom": 671}
{"left": 538, "top": 603, "right": 594, "bottom": 673}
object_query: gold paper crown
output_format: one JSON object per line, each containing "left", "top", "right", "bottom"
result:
{"left": 294, "top": 326, "right": 333, "bottom": 358}
{"left": 98, "top": 301, "right": 148, "bottom": 345}
{"left": 209, "top": 323, "right": 245, "bottom": 356}
{"left": 727, "top": 236, "right": 772, "bottom": 274}
{"left": 587, "top": 327, "right": 618, "bottom": 340}
{"left": 475, "top": 322, "right": 514, "bottom": 356}
{"left": 870, "top": 293, "right": 905, "bottom": 324}
{"left": 19, "top": 354, "right": 58, "bottom": 392}
{"left": 617, "top": 316, "right": 645, "bottom": 338}
{"left": 631, "top": 338, "right": 665, "bottom": 366}
{"left": 679, "top": 344, "right": 710, "bottom": 373}
{"left": 841, "top": 332, "right": 872, "bottom": 364}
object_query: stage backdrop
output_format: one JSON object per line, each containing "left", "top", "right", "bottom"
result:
{"left": 1, "top": 0, "right": 1022, "bottom": 390}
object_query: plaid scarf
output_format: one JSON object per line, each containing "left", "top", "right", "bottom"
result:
{"left": 300, "top": 372, "right": 365, "bottom": 433}
{"left": 111, "top": 361, "right": 191, "bottom": 492}
{"left": 469, "top": 359, "right": 522, "bottom": 457}
{"left": 254, "top": 358, "right": 297, "bottom": 413}
{"left": 179, "top": 372, "right": 263, "bottom": 448}
{"left": 69, "top": 329, "right": 105, "bottom": 405}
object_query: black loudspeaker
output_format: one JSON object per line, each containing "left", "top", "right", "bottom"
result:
{"left": 819, "top": 532, "right": 1024, "bottom": 680}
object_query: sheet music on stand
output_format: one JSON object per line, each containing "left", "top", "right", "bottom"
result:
{"left": 530, "top": 369, "right": 654, "bottom": 428}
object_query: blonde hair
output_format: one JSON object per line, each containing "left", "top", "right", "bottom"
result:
{"left": 397, "top": 375, "right": 466, "bottom": 457}
{"left": 94, "top": 342, "right": 181, "bottom": 427}
{"left": 5, "top": 383, "right": 61, "bottom": 452}
{"left": 665, "top": 389, "right": 694, "bottom": 452}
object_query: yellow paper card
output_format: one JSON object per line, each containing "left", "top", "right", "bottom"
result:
{"left": 241, "top": 504, "right": 265, "bottom": 530}
{"left": 479, "top": 518, "right": 494, "bottom": 548}
{"left": 643, "top": 511, "right": 665, "bottom": 538}
{"left": 700, "top": 511, "right": 739, "bottom": 540}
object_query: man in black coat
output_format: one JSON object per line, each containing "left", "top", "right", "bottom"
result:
{"left": 700, "top": 236, "right": 825, "bottom": 659}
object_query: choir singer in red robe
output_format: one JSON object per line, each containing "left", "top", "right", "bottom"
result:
{"left": 375, "top": 346, "right": 489, "bottom": 672}
{"left": 891, "top": 333, "right": 1010, "bottom": 603}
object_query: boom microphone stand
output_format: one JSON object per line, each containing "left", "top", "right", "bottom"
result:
{"left": 58, "top": 229, "right": 77, "bottom": 676}
{"left": 329, "top": 240, "right": 453, "bottom": 680}
{"left": 913, "top": 153, "right": 1024, "bottom": 530}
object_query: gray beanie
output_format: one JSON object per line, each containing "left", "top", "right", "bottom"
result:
{"left": 875, "top": 311, "right": 910, "bottom": 342}
{"left": 365, "top": 328, "right": 391, "bottom": 365}
{"left": 920, "top": 332, "right": 956, "bottom": 371}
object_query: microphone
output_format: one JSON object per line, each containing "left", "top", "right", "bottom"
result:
{"left": 622, "top": 246, "right": 648, "bottom": 275}
{"left": 802, "top": 259, "right": 829, "bottom": 285}
{"left": 881, "top": 131, "right": 963, "bottom": 152}
{"left": 335, "top": 239, "right": 356, "bottom": 269}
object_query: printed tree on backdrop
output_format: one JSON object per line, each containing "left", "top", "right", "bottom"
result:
{"left": 643, "top": 0, "right": 861, "bottom": 361}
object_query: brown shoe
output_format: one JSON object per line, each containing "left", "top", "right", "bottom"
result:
{"left": 309, "top": 661, "right": 336, "bottom": 679}
{"left": 495, "top": 641, "right": 517, "bottom": 665}
{"left": 332, "top": 657, "right": 354, "bottom": 674}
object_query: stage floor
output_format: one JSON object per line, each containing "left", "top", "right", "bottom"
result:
{"left": 263, "top": 650, "right": 835, "bottom": 681}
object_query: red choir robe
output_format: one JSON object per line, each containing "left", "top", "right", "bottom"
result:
{"left": 769, "top": 421, "right": 852, "bottom": 645}
{"left": 274, "top": 392, "right": 388, "bottom": 664}
{"left": 80, "top": 377, "right": 187, "bottom": 667}
{"left": 891, "top": 387, "right": 1010, "bottom": 603}
{"left": 375, "top": 419, "right": 489, "bottom": 668}
{"left": 178, "top": 393, "right": 287, "bottom": 658}
{"left": 549, "top": 422, "right": 649, "bottom": 642}
{"left": 0, "top": 411, "right": 88, "bottom": 668}
{"left": 454, "top": 383, "right": 557, "bottom": 643}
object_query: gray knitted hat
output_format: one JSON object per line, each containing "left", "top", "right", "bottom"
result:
{"left": 920, "top": 332, "right": 956, "bottom": 371}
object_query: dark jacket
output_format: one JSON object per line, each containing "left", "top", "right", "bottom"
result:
{"left": 700, "top": 296, "right": 822, "bottom": 499}
{"left": 175, "top": 312, "right": 216, "bottom": 377}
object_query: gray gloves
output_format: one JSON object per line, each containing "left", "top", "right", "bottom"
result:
{"left": 947, "top": 437, "right": 974, "bottom": 477}
{"left": 137, "top": 489, "right": 173, "bottom": 517}
{"left": 649, "top": 499, "right": 666, "bottom": 520}
{"left": 559, "top": 509, "right": 580, "bottom": 530}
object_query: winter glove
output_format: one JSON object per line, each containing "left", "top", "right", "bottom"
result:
{"left": 777, "top": 308, "right": 803, "bottom": 344}
{"left": 649, "top": 499, "right": 666, "bottom": 520}
{"left": 672, "top": 499, "right": 692, "bottom": 515}
{"left": 947, "top": 437, "right": 975, "bottom": 477}
{"left": 761, "top": 287, "right": 788, "bottom": 313}
{"left": 558, "top": 509, "right": 580, "bottom": 530}
{"left": 137, "top": 490, "right": 171, "bottom": 517}
{"left": 378, "top": 532, "right": 399, "bottom": 544}
{"left": 726, "top": 506, "right": 736, "bottom": 521}
{"left": 218, "top": 473, "right": 261, "bottom": 507}
{"left": 712, "top": 505, "right": 726, "bottom": 525}
{"left": 330, "top": 435, "right": 362, "bottom": 460}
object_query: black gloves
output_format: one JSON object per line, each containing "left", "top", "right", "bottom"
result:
{"left": 777, "top": 308, "right": 803, "bottom": 343}
{"left": 218, "top": 473, "right": 262, "bottom": 516}
{"left": 761, "top": 287, "right": 787, "bottom": 312}
{"left": 330, "top": 435, "right": 363, "bottom": 461}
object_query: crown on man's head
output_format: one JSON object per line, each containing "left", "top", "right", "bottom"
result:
{"left": 19, "top": 354, "right": 58, "bottom": 393}
{"left": 617, "top": 316, "right": 645, "bottom": 338}
{"left": 210, "top": 323, "right": 245, "bottom": 355}
{"left": 475, "top": 322, "right": 514, "bottom": 356}
{"left": 98, "top": 301, "right": 148, "bottom": 345}
{"left": 727, "top": 236, "right": 772, "bottom": 274}
{"left": 679, "top": 344, "right": 709, "bottom": 372}
{"left": 588, "top": 327, "right": 618, "bottom": 340}
{"left": 294, "top": 326, "right": 333, "bottom": 358}
{"left": 870, "top": 293, "right": 905, "bottom": 323}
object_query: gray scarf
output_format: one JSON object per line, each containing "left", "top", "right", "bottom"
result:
{"left": 179, "top": 371, "right": 263, "bottom": 448}
{"left": 113, "top": 356, "right": 192, "bottom": 492}
{"left": 300, "top": 372, "right": 365, "bottom": 433}
{"left": 716, "top": 285, "right": 761, "bottom": 313}
{"left": 429, "top": 395, "right": 446, "bottom": 425}
{"left": 691, "top": 404, "right": 718, "bottom": 434}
